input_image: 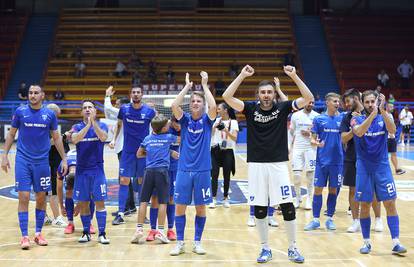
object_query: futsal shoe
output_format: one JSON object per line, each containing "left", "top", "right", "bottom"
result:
{"left": 146, "top": 229, "right": 157, "bottom": 241}
{"left": 325, "top": 219, "right": 336, "bottom": 230}
{"left": 170, "top": 241, "right": 185, "bottom": 256}
{"left": 192, "top": 241, "right": 207, "bottom": 255}
{"left": 360, "top": 242, "right": 372, "bottom": 254}
{"left": 167, "top": 229, "right": 177, "bottom": 241}
{"left": 98, "top": 232, "right": 110, "bottom": 244}
{"left": 78, "top": 231, "right": 91, "bottom": 243}
{"left": 396, "top": 169, "right": 406, "bottom": 175}
{"left": 43, "top": 214, "right": 53, "bottom": 226}
{"left": 64, "top": 223, "right": 75, "bottom": 234}
{"left": 257, "top": 249, "right": 272, "bottom": 263}
{"left": 288, "top": 247, "right": 305, "bottom": 263}
{"left": 131, "top": 229, "right": 145, "bottom": 244}
{"left": 52, "top": 216, "right": 68, "bottom": 228}
{"left": 34, "top": 234, "right": 48, "bottom": 246}
{"left": 347, "top": 220, "right": 361, "bottom": 233}
{"left": 20, "top": 236, "right": 30, "bottom": 250}
{"left": 247, "top": 216, "right": 256, "bottom": 227}
{"left": 268, "top": 217, "right": 279, "bottom": 227}
{"left": 155, "top": 231, "right": 170, "bottom": 244}
{"left": 304, "top": 198, "right": 312, "bottom": 210}
{"left": 223, "top": 199, "right": 230, "bottom": 208}
{"left": 112, "top": 214, "right": 125, "bottom": 225}
{"left": 209, "top": 198, "right": 216, "bottom": 209}
{"left": 304, "top": 220, "right": 320, "bottom": 231}
{"left": 392, "top": 244, "right": 407, "bottom": 255}
{"left": 374, "top": 218, "right": 383, "bottom": 232}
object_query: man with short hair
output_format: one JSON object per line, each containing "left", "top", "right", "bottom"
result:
{"left": 398, "top": 105, "right": 413, "bottom": 146}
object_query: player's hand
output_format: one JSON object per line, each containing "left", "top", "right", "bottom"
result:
{"left": 60, "top": 205, "right": 67, "bottom": 217}
{"left": 274, "top": 77, "right": 280, "bottom": 88}
{"left": 108, "top": 141, "right": 115, "bottom": 149}
{"left": 1, "top": 155, "right": 10, "bottom": 173}
{"left": 200, "top": 71, "right": 208, "bottom": 86}
{"left": 106, "top": 86, "right": 115, "bottom": 97}
{"left": 378, "top": 93, "right": 386, "bottom": 113}
{"left": 185, "top": 72, "right": 193, "bottom": 88}
{"left": 284, "top": 65, "right": 297, "bottom": 77}
{"left": 61, "top": 159, "right": 68, "bottom": 176}
{"left": 351, "top": 111, "right": 361, "bottom": 117}
{"left": 240, "top": 65, "right": 254, "bottom": 78}
{"left": 311, "top": 137, "right": 325, "bottom": 147}
{"left": 171, "top": 150, "right": 180, "bottom": 160}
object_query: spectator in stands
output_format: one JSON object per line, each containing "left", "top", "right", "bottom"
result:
{"left": 397, "top": 59, "right": 413, "bottom": 89}
{"left": 54, "top": 43, "right": 65, "bottom": 58}
{"left": 114, "top": 59, "right": 128, "bottom": 78}
{"left": 229, "top": 60, "right": 240, "bottom": 78}
{"left": 17, "top": 81, "right": 28, "bottom": 100}
{"left": 148, "top": 58, "right": 158, "bottom": 83}
{"left": 214, "top": 76, "right": 226, "bottom": 97}
{"left": 388, "top": 93, "right": 396, "bottom": 105}
{"left": 399, "top": 105, "right": 413, "bottom": 146}
{"left": 283, "top": 49, "right": 296, "bottom": 67}
{"left": 165, "top": 65, "right": 176, "bottom": 84}
{"left": 132, "top": 71, "right": 141, "bottom": 87}
{"left": 377, "top": 69, "right": 390, "bottom": 88}
{"left": 74, "top": 59, "right": 86, "bottom": 78}
{"left": 54, "top": 88, "right": 64, "bottom": 100}
{"left": 128, "top": 49, "right": 143, "bottom": 70}
{"left": 72, "top": 45, "right": 84, "bottom": 60}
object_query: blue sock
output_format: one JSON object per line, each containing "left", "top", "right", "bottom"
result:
{"left": 35, "top": 209, "right": 45, "bottom": 233}
{"left": 89, "top": 200, "right": 95, "bottom": 221}
{"left": 194, "top": 216, "right": 207, "bottom": 241}
{"left": 118, "top": 184, "right": 129, "bottom": 213}
{"left": 80, "top": 214, "right": 91, "bottom": 234}
{"left": 360, "top": 217, "right": 371, "bottom": 239}
{"left": 65, "top": 198, "right": 74, "bottom": 222}
{"left": 18, "top": 211, "right": 29, "bottom": 236}
{"left": 167, "top": 204, "right": 175, "bottom": 229}
{"left": 387, "top": 215, "right": 399, "bottom": 239}
{"left": 250, "top": 205, "right": 254, "bottom": 216}
{"left": 312, "top": 194, "right": 323, "bottom": 218}
{"left": 96, "top": 210, "right": 107, "bottom": 236}
{"left": 175, "top": 215, "right": 186, "bottom": 241}
{"left": 267, "top": 206, "right": 275, "bottom": 216}
{"left": 150, "top": 208, "right": 158, "bottom": 230}
{"left": 326, "top": 193, "right": 337, "bottom": 217}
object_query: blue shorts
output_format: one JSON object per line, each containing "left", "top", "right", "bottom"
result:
{"left": 15, "top": 158, "right": 51, "bottom": 193}
{"left": 314, "top": 164, "right": 343, "bottom": 188}
{"left": 355, "top": 162, "right": 397, "bottom": 202}
{"left": 119, "top": 152, "right": 145, "bottom": 178}
{"left": 169, "top": 169, "right": 177, "bottom": 197}
{"left": 174, "top": 170, "right": 212, "bottom": 206}
{"left": 74, "top": 166, "right": 107, "bottom": 202}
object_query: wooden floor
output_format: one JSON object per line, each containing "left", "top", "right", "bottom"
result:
{"left": 0, "top": 143, "right": 413, "bottom": 267}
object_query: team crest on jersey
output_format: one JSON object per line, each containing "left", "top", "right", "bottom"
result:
{"left": 378, "top": 121, "right": 384, "bottom": 127}
{"left": 141, "top": 114, "right": 146, "bottom": 119}
{"left": 336, "top": 121, "right": 341, "bottom": 126}
{"left": 42, "top": 114, "right": 48, "bottom": 121}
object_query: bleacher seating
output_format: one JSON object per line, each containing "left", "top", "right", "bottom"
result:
{"left": 0, "top": 12, "right": 28, "bottom": 99}
{"left": 323, "top": 15, "right": 414, "bottom": 98}
{"left": 43, "top": 8, "right": 301, "bottom": 118}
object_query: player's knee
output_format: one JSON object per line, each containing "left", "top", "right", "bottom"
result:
{"left": 254, "top": 206, "right": 267, "bottom": 219}
{"left": 280, "top": 203, "right": 296, "bottom": 221}
{"left": 66, "top": 173, "right": 75, "bottom": 190}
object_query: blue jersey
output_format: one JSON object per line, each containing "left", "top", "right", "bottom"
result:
{"left": 312, "top": 113, "right": 343, "bottom": 165}
{"left": 118, "top": 103, "right": 156, "bottom": 153}
{"left": 168, "top": 127, "right": 180, "bottom": 171}
{"left": 178, "top": 113, "right": 214, "bottom": 172}
{"left": 141, "top": 133, "right": 177, "bottom": 169}
{"left": 11, "top": 105, "right": 57, "bottom": 163}
{"left": 352, "top": 114, "right": 389, "bottom": 171}
{"left": 72, "top": 121, "right": 108, "bottom": 169}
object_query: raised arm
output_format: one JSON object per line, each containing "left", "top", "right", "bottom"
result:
{"left": 104, "top": 85, "right": 120, "bottom": 119}
{"left": 379, "top": 95, "right": 396, "bottom": 135}
{"left": 172, "top": 73, "right": 192, "bottom": 120}
{"left": 222, "top": 65, "right": 254, "bottom": 112}
{"left": 283, "top": 66, "right": 314, "bottom": 109}
{"left": 200, "top": 71, "right": 217, "bottom": 120}
{"left": 274, "top": 77, "right": 288, "bottom": 101}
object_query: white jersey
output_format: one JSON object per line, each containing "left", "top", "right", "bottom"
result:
{"left": 290, "top": 109, "right": 319, "bottom": 150}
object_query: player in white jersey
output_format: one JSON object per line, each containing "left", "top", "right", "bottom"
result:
{"left": 290, "top": 101, "right": 319, "bottom": 209}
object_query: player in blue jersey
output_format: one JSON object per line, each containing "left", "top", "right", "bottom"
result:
{"left": 223, "top": 65, "right": 312, "bottom": 264}
{"left": 352, "top": 91, "right": 407, "bottom": 255}
{"left": 304, "top": 92, "right": 343, "bottom": 231}
{"left": 131, "top": 114, "right": 179, "bottom": 244}
{"left": 169, "top": 71, "right": 216, "bottom": 256}
{"left": 112, "top": 86, "right": 156, "bottom": 225}
{"left": 1, "top": 85, "right": 68, "bottom": 249}
{"left": 71, "top": 100, "right": 110, "bottom": 244}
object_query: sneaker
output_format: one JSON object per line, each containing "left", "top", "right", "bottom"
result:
{"left": 247, "top": 216, "right": 256, "bottom": 227}
{"left": 304, "top": 220, "right": 320, "bottom": 231}
{"left": 257, "top": 248, "right": 272, "bottom": 263}
{"left": 304, "top": 197, "right": 312, "bottom": 210}
{"left": 347, "top": 206, "right": 352, "bottom": 215}
{"left": 192, "top": 241, "right": 206, "bottom": 255}
{"left": 64, "top": 223, "right": 75, "bottom": 234}
{"left": 170, "top": 241, "right": 185, "bottom": 256}
{"left": 98, "top": 232, "right": 110, "bottom": 244}
{"left": 268, "top": 217, "right": 279, "bottom": 227}
{"left": 360, "top": 242, "right": 372, "bottom": 254}
{"left": 124, "top": 209, "right": 132, "bottom": 217}
{"left": 89, "top": 224, "right": 96, "bottom": 234}
{"left": 44, "top": 214, "right": 53, "bottom": 226}
{"left": 78, "top": 231, "right": 91, "bottom": 243}
{"left": 131, "top": 229, "right": 145, "bottom": 244}
{"left": 155, "top": 231, "right": 170, "bottom": 244}
{"left": 34, "top": 234, "right": 48, "bottom": 246}
{"left": 20, "top": 236, "right": 30, "bottom": 250}
{"left": 128, "top": 207, "right": 137, "bottom": 214}
{"left": 288, "top": 247, "right": 305, "bottom": 263}
{"left": 325, "top": 219, "right": 336, "bottom": 230}
{"left": 112, "top": 214, "right": 125, "bottom": 225}
{"left": 347, "top": 220, "right": 361, "bottom": 233}
{"left": 223, "top": 199, "right": 230, "bottom": 208}
{"left": 396, "top": 169, "right": 406, "bottom": 175}
{"left": 111, "top": 211, "right": 119, "bottom": 216}
{"left": 144, "top": 217, "right": 150, "bottom": 224}
{"left": 52, "top": 216, "right": 68, "bottom": 228}
{"left": 374, "top": 218, "right": 383, "bottom": 232}
{"left": 209, "top": 198, "right": 216, "bottom": 209}
{"left": 392, "top": 244, "right": 407, "bottom": 255}
{"left": 146, "top": 229, "right": 157, "bottom": 241}
{"left": 167, "top": 229, "right": 177, "bottom": 241}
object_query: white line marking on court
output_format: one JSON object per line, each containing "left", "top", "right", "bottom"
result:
{"left": 352, "top": 258, "right": 368, "bottom": 267}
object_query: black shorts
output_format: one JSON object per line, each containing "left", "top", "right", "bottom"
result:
{"left": 140, "top": 167, "right": 169, "bottom": 204}
{"left": 388, "top": 138, "right": 397, "bottom": 153}
{"left": 343, "top": 161, "right": 356, "bottom": 187}
{"left": 402, "top": 125, "right": 411, "bottom": 134}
